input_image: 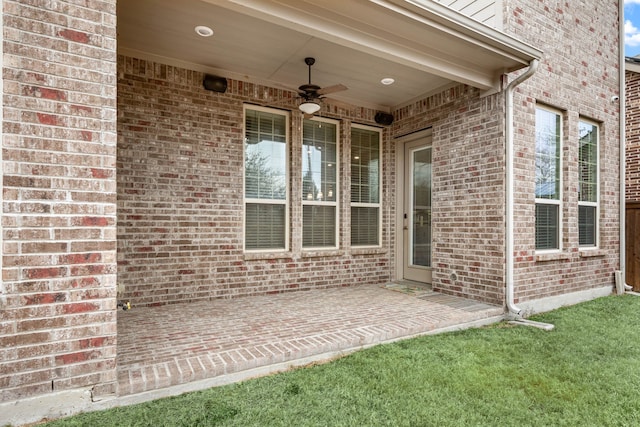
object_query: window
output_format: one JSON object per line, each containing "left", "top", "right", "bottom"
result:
{"left": 351, "top": 125, "right": 381, "bottom": 246}
{"left": 535, "top": 107, "right": 562, "bottom": 251}
{"left": 578, "top": 119, "right": 599, "bottom": 247}
{"left": 244, "top": 106, "right": 289, "bottom": 251}
{"left": 302, "top": 118, "right": 339, "bottom": 248}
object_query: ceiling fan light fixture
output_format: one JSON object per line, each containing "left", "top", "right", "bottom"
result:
{"left": 299, "top": 100, "right": 321, "bottom": 115}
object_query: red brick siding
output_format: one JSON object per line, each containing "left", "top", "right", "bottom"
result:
{"left": 0, "top": 0, "right": 621, "bottom": 410}
{"left": 393, "top": 87, "right": 507, "bottom": 305}
{"left": 117, "top": 56, "right": 393, "bottom": 306}
{"left": 626, "top": 70, "right": 640, "bottom": 202}
{"left": 391, "top": 2, "right": 621, "bottom": 306}
{"left": 505, "top": 1, "right": 620, "bottom": 303}
{"left": 1, "top": 0, "right": 118, "bottom": 402}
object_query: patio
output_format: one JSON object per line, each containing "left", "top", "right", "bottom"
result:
{"left": 116, "top": 283, "right": 503, "bottom": 397}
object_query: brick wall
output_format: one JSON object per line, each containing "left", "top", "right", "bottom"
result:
{"left": 1, "top": 1, "right": 118, "bottom": 402}
{"left": 391, "top": 1, "right": 621, "bottom": 306}
{"left": 392, "top": 86, "right": 507, "bottom": 305}
{"left": 117, "top": 56, "right": 393, "bottom": 306}
{"left": 627, "top": 70, "right": 640, "bottom": 201}
{"left": 505, "top": 1, "right": 620, "bottom": 302}
{"left": 0, "top": 0, "right": 621, "bottom": 410}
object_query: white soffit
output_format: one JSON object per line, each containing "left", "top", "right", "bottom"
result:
{"left": 208, "top": 0, "right": 542, "bottom": 92}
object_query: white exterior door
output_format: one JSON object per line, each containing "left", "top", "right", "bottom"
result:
{"left": 402, "top": 138, "right": 432, "bottom": 283}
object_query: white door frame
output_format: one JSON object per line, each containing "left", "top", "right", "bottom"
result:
{"left": 394, "top": 128, "right": 433, "bottom": 283}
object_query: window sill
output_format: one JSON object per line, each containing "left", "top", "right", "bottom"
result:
{"left": 579, "top": 248, "right": 606, "bottom": 258}
{"left": 301, "top": 249, "right": 345, "bottom": 258}
{"left": 243, "top": 247, "right": 387, "bottom": 260}
{"left": 535, "top": 252, "right": 571, "bottom": 262}
{"left": 350, "top": 247, "right": 387, "bottom": 256}
{"left": 244, "top": 251, "right": 293, "bottom": 261}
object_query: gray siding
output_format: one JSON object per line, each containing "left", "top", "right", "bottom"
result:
{"left": 435, "top": 0, "right": 502, "bottom": 29}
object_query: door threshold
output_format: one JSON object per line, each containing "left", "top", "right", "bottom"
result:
{"left": 388, "top": 279, "right": 432, "bottom": 290}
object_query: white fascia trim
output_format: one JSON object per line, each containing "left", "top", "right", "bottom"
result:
{"left": 208, "top": 0, "right": 542, "bottom": 91}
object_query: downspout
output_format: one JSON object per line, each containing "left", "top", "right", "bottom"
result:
{"left": 505, "top": 59, "right": 539, "bottom": 319}
{"left": 0, "top": 9, "right": 4, "bottom": 308}
{"left": 619, "top": 0, "right": 630, "bottom": 295}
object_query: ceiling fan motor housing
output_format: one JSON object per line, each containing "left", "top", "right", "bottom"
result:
{"left": 296, "top": 56, "right": 347, "bottom": 110}
{"left": 299, "top": 84, "right": 322, "bottom": 98}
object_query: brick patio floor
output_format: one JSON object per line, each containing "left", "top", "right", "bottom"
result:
{"left": 116, "top": 283, "right": 504, "bottom": 396}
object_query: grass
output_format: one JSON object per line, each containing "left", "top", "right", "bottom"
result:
{"left": 44, "top": 295, "right": 640, "bottom": 426}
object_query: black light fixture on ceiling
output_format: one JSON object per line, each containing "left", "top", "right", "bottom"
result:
{"left": 203, "top": 74, "right": 228, "bottom": 93}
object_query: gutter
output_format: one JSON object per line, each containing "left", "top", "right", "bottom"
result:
{"left": 505, "top": 59, "right": 539, "bottom": 319}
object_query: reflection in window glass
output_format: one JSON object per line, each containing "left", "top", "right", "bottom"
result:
{"left": 351, "top": 126, "right": 381, "bottom": 246}
{"left": 535, "top": 108, "right": 561, "bottom": 200}
{"left": 302, "top": 119, "right": 338, "bottom": 248}
{"left": 244, "top": 107, "right": 288, "bottom": 251}
{"left": 535, "top": 107, "right": 561, "bottom": 250}
{"left": 412, "top": 147, "right": 431, "bottom": 267}
{"left": 302, "top": 120, "right": 337, "bottom": 203}
{"left": 578, "top": 120, "right": 598, "bottom": 247}
{"left": 245, "top": 110, "right": 287, "bottom": 200}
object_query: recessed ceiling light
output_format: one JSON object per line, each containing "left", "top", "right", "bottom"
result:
{"left": 195, "top": 25, "right": 214, "bottom": 37}
{"left": 381, "top": 77, "right": 395, "bottom": 85}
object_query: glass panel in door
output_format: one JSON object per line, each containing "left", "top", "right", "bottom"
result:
{"left": 403, "top": 142, "right": 432, "bottom": 283}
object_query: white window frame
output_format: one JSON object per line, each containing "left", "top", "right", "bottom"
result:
{"left": 578, "top": 118, "right": 599, "bottom": 249}
{"left": 535, "top": 105, "right": 563, "bottom": 253}
{"left": 243, "top": 105, "right": 290, "bottom": 253}
{"left": 350, "top": 123, "right": 382, "bottom": 248}
{"left": 302, "top": 116, "right": 340, "bottom": 250}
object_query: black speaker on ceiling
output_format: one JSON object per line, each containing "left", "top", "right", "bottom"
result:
{"left": 374, "top": 111, "right": 394, "bottom": 126}
{"left": 203, "top": 74, "right": 228, "bottom": 93}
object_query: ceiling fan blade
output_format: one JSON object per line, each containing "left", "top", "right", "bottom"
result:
{"left": 303, "top": 113, "right": 314, "bottom": 119}
{"left": 317, "top": 84, "right": 347, "bottom": 96}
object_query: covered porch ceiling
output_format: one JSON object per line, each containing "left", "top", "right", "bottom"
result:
{"left": 117, "top": 0, "right": 542, "bottom": 112}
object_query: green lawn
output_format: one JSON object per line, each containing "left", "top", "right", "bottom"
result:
{"left": 44, "top": 295, "right": 640, "bottom": 426}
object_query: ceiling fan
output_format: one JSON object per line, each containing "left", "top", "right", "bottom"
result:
{"left": 297, "top": 57, "right": 347, "bottom": 117}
